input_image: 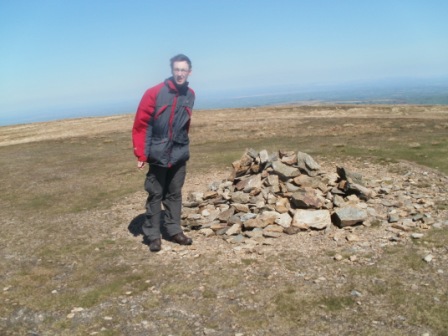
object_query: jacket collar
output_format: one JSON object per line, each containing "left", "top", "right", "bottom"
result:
{"left": 165, "top": 77, "right": 189, "bottom": 94}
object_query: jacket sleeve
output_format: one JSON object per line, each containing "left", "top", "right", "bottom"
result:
{"left": 186, "top": 88, "right": 195, "bottom": 133}
{"left": 132, "top": 87, "right": 158, "bottom": 162}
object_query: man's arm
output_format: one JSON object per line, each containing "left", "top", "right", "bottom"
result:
{"left": 132, "top": 85, "right": 162, "bottom": 167}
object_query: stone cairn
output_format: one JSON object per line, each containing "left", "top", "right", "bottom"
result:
{"left": 181, "top": 148, "right": 433, "bottom": 244}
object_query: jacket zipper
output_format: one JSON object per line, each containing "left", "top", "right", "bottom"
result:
{"left": 167, "top": 94, "right": 178, "bottom": 168}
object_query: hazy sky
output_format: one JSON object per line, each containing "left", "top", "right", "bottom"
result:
{"left": 1, "top": 0, "right": 447, "bottom": 124}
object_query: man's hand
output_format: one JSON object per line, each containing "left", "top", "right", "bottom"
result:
{"left": 137, "top": 161, "right": 146, "bottom": 169}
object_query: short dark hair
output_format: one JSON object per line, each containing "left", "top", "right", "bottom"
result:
{"left": 170, "top": 54, "right": 192, "bottom": 70}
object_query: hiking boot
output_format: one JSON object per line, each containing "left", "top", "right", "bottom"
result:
{"left": 171, "top": 232, "right": 192, "bottom": 245}
{"left": 149, "top": 238, "right": 161, "bottom": 252}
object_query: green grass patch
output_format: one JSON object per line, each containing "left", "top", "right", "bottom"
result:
{"left": 318, "top": 295, "right": 355, "bottom": 311}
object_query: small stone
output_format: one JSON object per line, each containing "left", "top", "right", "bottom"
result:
{"left": 203, "top": 327, "right": 217, "bottom": 335}
{"left": 275, "top": 212, "right": 292, "bottom": 228}
{"left": 244, "top": 218, "right": 268, "bottom": 229}
{"left": 411, "top": 233, "right": 424, "bottom": 239}
{"left": 346, "top": 234, "right": 360, "bottom": 242}
{"left": 228, "top": 234, "right": 245, "bottom": 244}
{"left": 388, "top": 213, "right": 400, "bottom": 223}
{"left": 351, "top": 290, "right": 362, "bottom": 297}
{"left": 391, "top": 223, "right": 411, "bottom": 232}
{"left": 423, "top": 255, "right": 433, "bottom": 263}
{"left": 283, "top": 226, "right": 301, "bottom": 235}
{"left": 334, "top": 254, "right": 343, "bottom": 261}
{"left": 226, "top": 223, "right": 242, "bottom": 236}
{"left": 262, "top": 231, "right": 283, "bottom": 238}
{"left": 200, "top": 228, "right": 215, "bottom": 237}
{"left": 272, "top": 160, "right": 300, "bottom": 180}
{"left": 104, "top": 316, "right": 113, "bottom": 320}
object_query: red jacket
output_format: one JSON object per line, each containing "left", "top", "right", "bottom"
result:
{"left": 132, "top": 78, "right": 195, "bottom": 167}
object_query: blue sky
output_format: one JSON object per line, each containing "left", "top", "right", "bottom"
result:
{"left": 1, "top": 1, "right": 447, "bottom": 125}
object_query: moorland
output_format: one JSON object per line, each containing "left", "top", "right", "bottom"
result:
{"left": 0, "top": 104, "right": 447, "bottom": 335}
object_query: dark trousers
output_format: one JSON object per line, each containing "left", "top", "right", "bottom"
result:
{"left": 142, "top": 162, "right": 186, "bottom": 241}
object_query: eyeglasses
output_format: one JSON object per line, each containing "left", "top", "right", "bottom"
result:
{"left": 173, "top": 68, "right": 190, "bottom": 74}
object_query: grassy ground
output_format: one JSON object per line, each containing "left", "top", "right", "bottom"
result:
{"left": 0, "top": 105, "right": 447, "bottom": 335}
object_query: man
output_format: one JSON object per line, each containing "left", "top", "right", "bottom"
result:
{"left": 132, "top": 54, "right": 195, "bottom": 252}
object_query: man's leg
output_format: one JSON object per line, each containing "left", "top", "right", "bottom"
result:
{"left": 162, "top": 162, "right": 186, "bottom": 237}
{"left": 142, "top": 166, "right": 166, "bottom": 242}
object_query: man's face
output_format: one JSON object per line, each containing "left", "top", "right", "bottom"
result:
{"left": 171, "top": 61, "right": 191, "bottom": 86}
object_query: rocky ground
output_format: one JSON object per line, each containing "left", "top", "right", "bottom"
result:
{"left": 78, "top": 157, "right": 447, "bottom": 335}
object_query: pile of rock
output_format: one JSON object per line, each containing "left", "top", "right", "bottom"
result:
{"left": 181, "top": 149, "right": 436, "bottom": 243}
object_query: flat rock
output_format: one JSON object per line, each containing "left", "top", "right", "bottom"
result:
{"left": 291, "top": 188, "right": 325, "bottom": 209}
{"left": 226, "top": 223, "right": 242, "bottom": 236}
{"left": 271, "top": 160, "right": 300, "bottom": 180}
{"left": 332, "top": 206, "right": 368, "bottom": 227}
{"left": 292, "top": 209, "right": 331, "bottom": 230}
{"left": 244, "top": 218, "right": 268, "bottom": 229}
{"left": 275, "top": 213, "right": 292, "bottom": 228}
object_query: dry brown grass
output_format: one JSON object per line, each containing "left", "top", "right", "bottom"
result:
{"left": 0, "top": 104, "right": 447, "bottom": 335}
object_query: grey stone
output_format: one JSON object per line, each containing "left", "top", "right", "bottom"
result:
{"left": 332, "top": 206, "right": 368, "bottom": 227}
{"left": 333, "top": 194, "right": 346, "bottom": 207}
{"left": 388, "top": 213, "right": 400, "bottom": 223}
{"left": 297, "top": 151, "right": 321, "bottom": 175}
{"left": 271, "top": 160, "right": 301, "bottom": 180}
{"left": 228, "top": 214, "right": 243, "bottom": 225}
{"left": 228, "top": 234, "right": 245, "bottom": 244}
{"left": 259, "top": 149, "right": 269, "bottom": 164}
{"left": 285, "top": 182, "right": 301, "bottom": 192}
{"left": 349, "top": 183, "right": 375, "bottom": 200}
{"left": 240, "top": 212, "right": 257, "bottom": 222}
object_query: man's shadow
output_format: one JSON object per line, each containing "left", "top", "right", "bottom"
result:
{"left": 128, "top": 211, "right": 172, "bottom": 245}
